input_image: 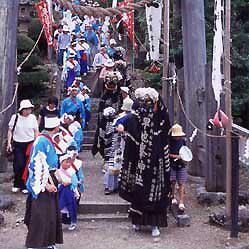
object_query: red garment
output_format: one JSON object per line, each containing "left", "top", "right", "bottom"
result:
{"left": 22, "top": 142, "right": 33, "bottom": 184}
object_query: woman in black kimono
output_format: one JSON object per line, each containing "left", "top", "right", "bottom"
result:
{"left": 92, "top": 76, "right": 122, "bottom": 158}
{"left": 118, "top": 87, "right": 171, "bottom": 237}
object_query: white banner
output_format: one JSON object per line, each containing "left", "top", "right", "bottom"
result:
{"left": 211, "top": 0, "right": 223, "bottom": 107}
{"left": 145, "top": 3, "right": 162, "bottom": 61}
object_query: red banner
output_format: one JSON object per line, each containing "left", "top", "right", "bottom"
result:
{"left": 36, "top": 1, "right": 53, "bottom": 47}
{"left": 119, "top": 0, "right": 138, "bottom": 49}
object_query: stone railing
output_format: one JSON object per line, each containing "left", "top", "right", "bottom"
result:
{"left": 232, "top": 123, "right": 249, "bottom": 166}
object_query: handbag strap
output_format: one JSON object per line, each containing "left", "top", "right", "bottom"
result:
{"left": 11, "top": 114, "right": 19, "bottom": 140}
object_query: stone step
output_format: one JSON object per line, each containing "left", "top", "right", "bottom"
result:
{"left": 84, "top": 136, "right": 95, "bottom": 144}
{"left": 77, "top": 213, "right": 129, "bottom": 222}
{"left": 84, "top": 130, "right": 96, "bottom": 137}
{"left": 82, "top": 143, "right": 93, "bottom": 151}
{"left": 78, "top": 202, "right": 130, "bottom": 214}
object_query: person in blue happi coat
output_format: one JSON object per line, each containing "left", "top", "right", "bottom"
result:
{"left": 65, "top": 52, "right": 81, "bottom": 88}
{"left": 60, "top": 86, "right": 86, "bottom": 129}
{"left": 24, "top": 116, "right": 63, "bottom": 249}
{"left": 83, "top": 24, "right": 99, "bottom": 67}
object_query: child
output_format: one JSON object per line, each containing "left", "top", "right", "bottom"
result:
{"left": 67, "top": 145, "right": 85, "bottom": 198}
{"left": 169, "top": 123, "right": 187, "bottom": 211}
{"left": 56, "top": 153, "right": 78, "bottom": 231}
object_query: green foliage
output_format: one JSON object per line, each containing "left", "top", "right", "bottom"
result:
{"left": 17, "top": 54, "right": 44, "bottom": 71}
{"left": 18, "top": 70, "right": 49, "bottom": 85}
{"left": 18, "top": 70, "right": 48, "bottom": 99}
{"left": 137, "top": 69, "right": 162, "bottom": 90}
{"left": 28, "top": 18, "right": 43, "bottom": 41}
{"left": 17, "top": 34, "right": 37, "bottom": 53}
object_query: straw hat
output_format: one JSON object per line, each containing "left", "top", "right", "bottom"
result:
{"left": 121, "top": 97, "right": 133, "bottom": 112}
{"left": 120, "top": 86, "right": 129, "bottom": 94}
{"left": 171, "top": 124, "right": 185, "bottom": 137}
{"left": 18, "top": 99, "right": 34, "bottom": 111}
{"left": 104, "top": 59, "right": 115, "bottom": 68}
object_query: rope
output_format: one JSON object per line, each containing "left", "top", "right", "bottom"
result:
{"left": 0, "top": 26, "right": 45, "bottom": 115}
{"left": 53, "top": 0, "right": 151, "bottom": 17}
{"left": 176, "top": 86, "right": 239, "bottom": 139}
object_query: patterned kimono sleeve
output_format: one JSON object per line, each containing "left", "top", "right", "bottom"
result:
{"left": 26, "top": 138, "right": 50, "bottom": 199}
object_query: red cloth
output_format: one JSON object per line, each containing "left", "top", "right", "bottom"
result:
{"left": 22, "top": 142, "right": 33, "bottom": 184}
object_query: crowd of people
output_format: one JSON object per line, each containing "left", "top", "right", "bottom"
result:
{"left": 5, "top": 9, "right": 190, "bottom": 249}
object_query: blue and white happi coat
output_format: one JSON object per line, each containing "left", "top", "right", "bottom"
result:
{"left": 26, "top": 132, "right": 59, "bottom": 199}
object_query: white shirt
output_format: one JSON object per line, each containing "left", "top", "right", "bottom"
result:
{"left": 92, "top": 53, "right": 109, "bottom": 70}
{"left": 8, "top": 113, "right": 38, "bottom": 142}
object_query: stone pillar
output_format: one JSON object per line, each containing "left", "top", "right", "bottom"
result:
{"left": 0, "top": 0, "right": 19, "bottom": 172}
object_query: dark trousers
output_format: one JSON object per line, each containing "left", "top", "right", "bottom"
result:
{"left": 13, "top": 141, "right": 32, "bottom": 190}
{"left": 57, "top": 49, "right": 66, "bottom": 66}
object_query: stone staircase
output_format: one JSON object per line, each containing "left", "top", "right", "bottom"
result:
{"left": 82, "top": 97, "right": 99, "bottom": 151}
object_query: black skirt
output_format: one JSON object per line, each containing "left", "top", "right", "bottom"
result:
{"left": 24, "top": 190, "right": 63, "bottom": 248}
{"left": 129, "top": 207, "right": 168, "bottom": 227}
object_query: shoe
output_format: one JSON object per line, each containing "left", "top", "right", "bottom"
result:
{"left": 152, "top": 226, "right": 160, "bottom": 237}
{"left": 132, "top": 224, "right": 141, "bottom": 232}
{"left": 47, "top": 246, "right": 57, "bottom": 249}
{"left": 104, "top": 188, "right": 111, "bottom": 195}
{"left": 21, "top": 189, "right": 29, "bottom": 194}
{"left": 179, "top": 203, "right": 186, "bottom": 211}
{"left": 171, "top": 198, "right": 178, "bottom": 205}
{"left": 68, "top": 223, "right": 77, "bottom": 231}
{"left": 12, "top": 187, "right": 20, "bottom": 193}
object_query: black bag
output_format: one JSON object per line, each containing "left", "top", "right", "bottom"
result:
{"left": 4, "top": 114, "right": 18, "bottom": 162}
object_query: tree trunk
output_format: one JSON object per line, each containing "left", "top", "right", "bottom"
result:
{"left": 181, "top": 0, "right": 207, "bottom": 177}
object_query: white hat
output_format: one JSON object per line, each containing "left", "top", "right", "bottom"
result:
{"left": 110, "top": 39, "right": 117, "bottom": 45}
{"left": 44, "top": 116, "right": 60, "bottom": 129}
{"left": 68, "top": 52, "right": 76, "bottom": 58}
{"left": 68, "top": 86, "right": 78, "bottom": 91}
{"left": 121, "top": 97, "right": 134, "bottom": 112}
{"left": 61, "top": 113, "right": 74, "bottom": 122}
{"left": 82, "top": 85, "right": 91, "bottom": 92}
{"left": 103, "top": 107, "right": 116, "bottom": 117}
{"left": 18, "top": 99, "right": 34, "bottom": 111}
{"left": 63, "top": 25, "right": 70, "bottom": 32}
{"left": 104, "top": 59, "right": 115, "bottom": 68}
{"left": 120, "top": 86, "right": 129, "bottom": 94}
{"left": 59, "top": 153, "right": 71, "bottom": 163}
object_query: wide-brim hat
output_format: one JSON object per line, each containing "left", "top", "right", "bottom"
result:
{"left": 121, "top": 97, "right": 133, "bottom": 112}
{"left": 110, "top": 38, "right": 117, "bottom": 45}
{"left": 104, "top": 59, "right": 115, "bottom": 68}
{"left": 63, "top": 25, "right": 70, "bottom": 32}
{"left": 68, "top": 53, "right": 76, "bottom": 58}
{"left": 44, "top": 116, "right": 60, "bottom": 129}
{"left": 18, "top": 99, "right": 34, "bottom": 111}
{"left": 82, "top": 86, "right": 91, "bottom": 92}
{"left": 120, "top": 86, "right": 129, "bottom": 94}
{"left": 171, "top": 123, "right": 186, "bottom": 137}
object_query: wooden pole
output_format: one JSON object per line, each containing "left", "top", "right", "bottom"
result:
{"left": 162, "top": 0, "right": 169, "bottom": 104}
{"left": 181, "top": 0, "right": 207, "bottom": 176}
{"left": 0, "top": 0, "right": 20, "bottom": 172}
{"left": 224, "top": 0, "right": 232, "bottom": 218}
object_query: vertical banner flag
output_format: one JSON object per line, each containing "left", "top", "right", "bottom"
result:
{"left": 119, "top": 0, "right": 137, "bottom": 48}
{"left": 211, "top": 0, "right": 223, "bottom": 107}
{"left": 36, "top": 1, "right": 53, "bottom": 47}
{"left": 146, "top": 2, "right": 162, "bottom": 61}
